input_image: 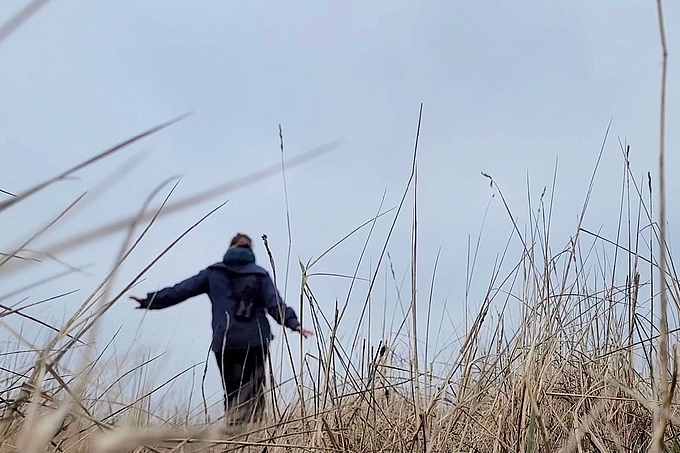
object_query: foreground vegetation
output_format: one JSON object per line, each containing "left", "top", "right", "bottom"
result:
{"left": 1, "top": 119, "right": 679, "bottom": 453}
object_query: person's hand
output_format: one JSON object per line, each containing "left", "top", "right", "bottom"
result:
{"left": 294, "top": 326, "right": 314, "bottom": 338}
{"left": 129, "top": 295, "right": 147, "bottom": 309}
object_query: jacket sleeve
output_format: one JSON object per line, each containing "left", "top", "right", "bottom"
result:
{"left": 143, "top": 269, "right": 209, "bottom": 310}
{"left": 261, "top": 273, "right": 301, "bottom": 330}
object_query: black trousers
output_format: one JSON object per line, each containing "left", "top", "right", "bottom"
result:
{"left": 214, "top": 343, "right": 269, "bottom": 423}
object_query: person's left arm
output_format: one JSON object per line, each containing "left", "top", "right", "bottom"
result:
{"left": 132, "top": 269, "right": 209, "bottom": 310}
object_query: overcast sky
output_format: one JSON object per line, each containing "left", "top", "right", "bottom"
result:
{"left": 2, "top": 1, "right": 679, "bottom": 414}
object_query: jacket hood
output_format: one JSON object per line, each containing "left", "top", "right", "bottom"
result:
{"left": 222, "top": 246, "right": 256, "bottom": 265}
{"left": 214, "top": 246, "right": 267, "bottom": 275}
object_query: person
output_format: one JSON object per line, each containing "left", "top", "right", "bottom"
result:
{"left": 129, "top": 233, "right": 313, "bottom": 424}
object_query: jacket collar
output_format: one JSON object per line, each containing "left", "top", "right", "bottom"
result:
{"left": 222, "top": 246, "right": 256, "bottom": 266}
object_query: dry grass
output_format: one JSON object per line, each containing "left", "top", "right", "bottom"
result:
{"left": 2, "top": 113, "right": 680, "bottom": 453}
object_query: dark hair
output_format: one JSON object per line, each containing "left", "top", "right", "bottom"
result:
{"left": 230, "top": 233, "right": 253, "bottom": 249}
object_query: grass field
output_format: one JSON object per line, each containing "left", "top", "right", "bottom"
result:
{"left": 1, "top": 118, "right": 678, "bottom": 453}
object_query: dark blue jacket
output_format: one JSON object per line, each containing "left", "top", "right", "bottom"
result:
{"left": 140, "top": 246, "right": 301, "bottom": 352}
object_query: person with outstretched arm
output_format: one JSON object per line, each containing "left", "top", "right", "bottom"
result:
{"left": 129, "top": 233, "right": 313, "bottom": 424}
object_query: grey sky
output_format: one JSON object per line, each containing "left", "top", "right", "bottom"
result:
{"left": 1, "top": 1, "right": 679, "bottom": 413}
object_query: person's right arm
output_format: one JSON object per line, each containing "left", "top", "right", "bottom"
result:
{"left": 261, "top": 273, "right": 313, "bottom": 337}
